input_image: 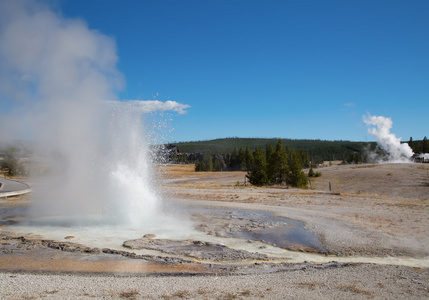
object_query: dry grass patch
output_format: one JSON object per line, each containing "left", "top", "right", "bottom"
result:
{"left": 411, "top": 267, "right": 426, "bottom": 274}
{"left": 350, "top": 164, "right": 379, "bottom": 169}
{"left": 298, "top": 281, "right": 323, "bottom": 290}
{"left": 119, "top": 289, "right": 140, "bottom": 299}
{"left": 162, "top": 290, "right": 192, "bottom": 299}
{"left": 378, "top": 199, "right": 429, "bottom": 209}
{"left": 221, "top": 290, "right": 253, "bottom": 299}
{"left": 197, "top": 288, "right": 213, "bottom": 296}
{"left": 337, "top": 283, "right": 373, "bottom": 297}
{"left": 21, "top": 295, "right": 38, "bottom": 300}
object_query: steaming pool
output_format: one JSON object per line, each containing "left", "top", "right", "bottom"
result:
{"left": 2, "top": 205, "right": 325, "bottom": 256}
{"left": 0, "top": 202, "right": 332, "bottom": 274}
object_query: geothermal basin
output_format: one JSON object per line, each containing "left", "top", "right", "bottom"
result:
{"left": 1, "top": 162, "right": 429, "bottom": 275}
{"left": 0, "top": 195, "right": 329, "bottom": 275}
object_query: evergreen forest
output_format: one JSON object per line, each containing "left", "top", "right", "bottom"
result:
{"left": 167, "top": 136, "right": 429, "bottom": 188}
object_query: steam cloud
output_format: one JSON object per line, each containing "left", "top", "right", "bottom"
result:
{"left": 108, "top": 100, "right": 190, "bottom": 115}
{"left": 363, "top": 114, "right": 413, "bottom": 162}
{"left": 0, "top": 0, "right": 189, "bottom": 227}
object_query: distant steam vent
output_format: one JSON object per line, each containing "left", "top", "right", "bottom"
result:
{"left": 363, "top": 114, "right": 413, "bottom": 163}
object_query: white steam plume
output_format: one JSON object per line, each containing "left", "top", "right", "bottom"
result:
{"left": 0, "top": 0, "right": 190, "bottom": 230}
{"left": 108, "top": 100, "right": 191, "bottom": 115}
{"left": 363, "top": 114, "right": 413, "bottom": 162}
{"left": 0, "top": 0, "right": 122, "bottom": 143}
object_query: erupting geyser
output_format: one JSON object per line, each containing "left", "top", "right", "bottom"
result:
{"left": 363, "top": 114, "right": 413, "bottom": 162}
{"left": 0, "top": 0, "right": 191, "bottom": 233}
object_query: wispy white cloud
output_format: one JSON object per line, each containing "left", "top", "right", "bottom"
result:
{"left": 110, "top": 100, "right": 191, "bottom": 114}
{"left": 341, "top": 102, "right": 356, "bottom": 111}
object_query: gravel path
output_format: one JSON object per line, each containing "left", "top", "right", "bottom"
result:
{"left": 0, "top": 177, "right": 31, "bottom": 198}
{"left": 1, "top": 264, "right": 428, "bottom": 299}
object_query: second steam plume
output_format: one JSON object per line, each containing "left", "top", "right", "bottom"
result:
{"left": 363, "top": 114, "right": 413, "bottom": 163}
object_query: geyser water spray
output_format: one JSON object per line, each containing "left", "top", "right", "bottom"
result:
{"left": 363, "top": 114, "right": 413, "bottom": 163}
{"left": 101, "top": 103, "right": 161, "bottom": 228}
{"left": 0, "top": 0, "right": 191, "bottom": 232}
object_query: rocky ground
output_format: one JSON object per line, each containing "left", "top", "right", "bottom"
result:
{"left": 0, "top": 162, "right": 428, "bottom": 299}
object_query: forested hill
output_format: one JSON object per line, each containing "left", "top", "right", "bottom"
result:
{"left": 173, "top": 138, "right": 377, "bottom": 163}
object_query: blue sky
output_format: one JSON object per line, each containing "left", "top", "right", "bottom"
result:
{"left": 12, "top": 1, "right": 429, "bottom": 142}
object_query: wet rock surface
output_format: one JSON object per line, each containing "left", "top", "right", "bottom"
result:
{"left": 0, "top": 233, "right": 194, "bottom": 264}
{"left": 191, "top": 208, "right": 326, "bottom": 253}
{"left": 1, "top": 231, "right": 352, "bottom": 275}
{"left": 123, "top": 238, "right": 268, "bottom": 261}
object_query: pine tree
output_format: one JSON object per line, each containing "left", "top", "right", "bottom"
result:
{"left": 213, "top": 159, "right": 222, "bottom": 171}
{"left": 195, "top": 153, "right": 213, "bottom": 171}
{"left": 203, "top": 153, "right": 213, "bottom": 171}
{"left": 423, "top": 136, "right": 429, "bottom": 153}
{"left": 276, "top": 140, "right": 289, "bottom": 184}
{"left": 408, "top": 137, "right": 415, "bottom": 153}
{"left": 246, "top": 147, "right": 269, "bottom": 186}
{"left": 229, "top": 148, "right": 239, "bottom": 170}
{"left": 296, "top": 170, "right": 308, "bottom": 188}
{"left": 195, "top": 160, "right": 201, "bottom": 171}
{"left": 266, "top": 143, "right": 274, "bottom": 161}
{"left": 299, "top": 150, "right": 310, "bottom": 168}
{"left": 245, "top": 146, "right": 253, "bottom": 170}
{"left": 267, "top": 140, "right": 288, "bottom": 185}
{"left": 266, "top": 142, "right": 276, "bottom": 183}
{"left": 238, "top": 147, "right": 246, "bottom": 170}
{"left": 287, "top": 149, "right": 308, "bottom": 188}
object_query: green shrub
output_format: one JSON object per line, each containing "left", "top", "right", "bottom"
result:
{"left": 308, "top": 168, "right": 321, "bottom": 178}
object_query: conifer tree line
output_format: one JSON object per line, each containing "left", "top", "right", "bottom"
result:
{"left": 173, "top": 136, "right": 429, "bottom": 164}
{"left": 195, "top": 139, "right": 309, "bottom": 188}
{"left": 408, "top": 136, "right": 429, "bottom": 154}
{"left": 174, "top": 137, "right": 381, "bottom": 164}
